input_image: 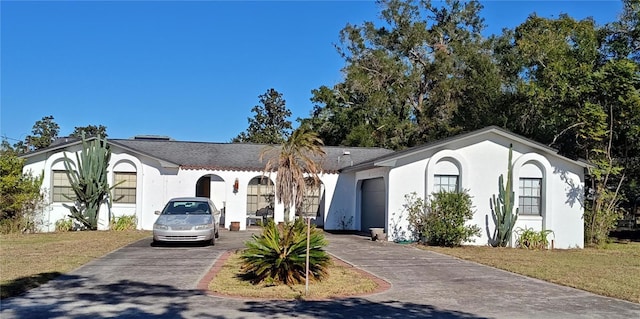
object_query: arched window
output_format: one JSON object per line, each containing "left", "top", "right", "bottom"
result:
{"left": 433, "top": 158, "right": 460, "bottom": 193}
{"left": 518, "top": 162, "right": 544, "bottom": 216}
{"left": 247, "top": 176, "right": 274, "bottom": 215}
{"left": 113, "top": 161, "right": 137, "bottom": 204}
{"left": 300, "top": 178, "right": 324, "bottom": 217}
{"left": 51, "top": 159, "right": 75, "bottom": 203}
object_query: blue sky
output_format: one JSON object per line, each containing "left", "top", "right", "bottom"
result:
{"left": 1, "top": 1, "right": 623, "bottom": 144}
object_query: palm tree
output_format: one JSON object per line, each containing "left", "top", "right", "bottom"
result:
{"left": 260, "top": 127, "right": 325, "bottom": 222}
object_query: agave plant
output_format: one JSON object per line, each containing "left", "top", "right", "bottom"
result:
{"left": 241, "top": 219, "right": 330, "bottom": 285}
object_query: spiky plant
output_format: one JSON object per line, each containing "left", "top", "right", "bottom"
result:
{"left": 241, "top": 219, "right": 330, "bottom": 285}
{"left": 490, "top": 144, "right": 519, "bottom": 247}
{"left": 63, "top": 134, "right": 113, "bottom": 230}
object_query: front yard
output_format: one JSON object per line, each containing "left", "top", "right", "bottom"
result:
{"left": 421, "top": 242, "right": 640, "bottom": 303}
{"left": 0, "top": 230, "right": 151, "bottom": 299}
{"left": 2, "top": 230, "right": 639, "bottom": 304}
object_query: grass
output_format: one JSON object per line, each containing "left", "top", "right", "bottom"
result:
{"left": 0, "top": 230, "right": 151, "bottom": 299}
{"left": 209, "top": 252, "right": 381, "bottom": 300}
{"left": 420, "top": 242, "right": 640, "bottom": 303}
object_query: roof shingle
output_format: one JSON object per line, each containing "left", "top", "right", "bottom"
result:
{"left": 110, "top": 139, "right": 394, "bottom": 173}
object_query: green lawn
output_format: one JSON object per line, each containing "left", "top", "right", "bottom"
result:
{"left": 0, "top": 230, "right": 151, "bottom": 299}
{"left": 420, "top": 242, "right": 640, "bottom": 303}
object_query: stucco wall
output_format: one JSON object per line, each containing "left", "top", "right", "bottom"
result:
{"left": 22, "top": 131, "right": 585, "bottom": 249}
{"left": 384, "top": 135, "right": 585, "bottom": 248}
{"left": 24, "top": 144, "right": 340, "bottom": 232}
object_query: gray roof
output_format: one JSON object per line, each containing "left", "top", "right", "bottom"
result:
{"left": 342, "top": 126, "right": 592, "bottom": 172}
{"left": 110, "top": 139, "right": 394, "bottom": 173}
{"left": 23, "top": 126, "right": 589, "bottom": 173}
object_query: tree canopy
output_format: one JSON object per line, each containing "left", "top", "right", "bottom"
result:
{"left": 233, "top": 88, "right": 293, "bottom": 144}
{"left": 22, "top": 115, "right": 60, "bottom": 152}
{"left": 70, "top": 125, "right": 108, "bottom": 138}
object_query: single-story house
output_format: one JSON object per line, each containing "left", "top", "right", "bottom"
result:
{"left": 22, "top": 126, "right": 589, "bottom": 248}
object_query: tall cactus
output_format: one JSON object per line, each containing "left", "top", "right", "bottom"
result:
{"left": 490, "top": 144, "right": 519, "bottom": 247}
{"left": 63, "top": 134, "right": 112, "bottom": 230}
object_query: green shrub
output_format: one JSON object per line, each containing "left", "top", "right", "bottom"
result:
{"left": 405, "top": 191, "right": 480, "bottom": 247}
{"left": 55, "top": 218, "right": 74, "bottom": 232}
{"left": 110, "top": 214, "right": 137, "bottom": 231}
{"left": 404, "top": 193, "right": 429, "bottom": 241}
{"left": 241, "top": 219, "right": 330, "bottom": 285}
{"left": 584, "top": 189, "right": 622, "bottom": 247}
{"left": 0, "top": 148, "right": 46, "bottom": 234}
{"left": 515, "top": 227, "right": 554, "bottom": 250}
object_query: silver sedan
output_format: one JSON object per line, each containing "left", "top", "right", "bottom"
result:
{"left": 152, "top": 197, "right": 221, "bottom": 245}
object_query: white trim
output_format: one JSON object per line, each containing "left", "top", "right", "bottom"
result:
{"left": 512, "top": 153, "right": 553, "bottom": 230}
{"left": 425, "top": 150, "right": 469, "bottom": 198}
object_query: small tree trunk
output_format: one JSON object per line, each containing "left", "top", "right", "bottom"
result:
{"left": 284, "top": 207, "right": 290, "bottom": 222}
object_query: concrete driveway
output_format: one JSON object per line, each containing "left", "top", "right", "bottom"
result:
{"left": 1, "top": 230, "right": 639, "bottom": 319}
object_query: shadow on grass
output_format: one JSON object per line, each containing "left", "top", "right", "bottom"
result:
{"left": 1, "top": 272, "right": 63, "bottom": 299}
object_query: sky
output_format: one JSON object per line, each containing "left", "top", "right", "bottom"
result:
{"left": 0, "top": 0, "right": 624, "bottom": 144}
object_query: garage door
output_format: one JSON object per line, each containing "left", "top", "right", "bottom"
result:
{"left": 361, "top": 178, "right": 386, "bottom": 232}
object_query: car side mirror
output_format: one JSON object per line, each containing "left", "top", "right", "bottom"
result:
{"left": 154, "top": 210, "right": 161, "bottom": 215}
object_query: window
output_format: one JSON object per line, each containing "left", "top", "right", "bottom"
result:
{"left": 247, "top": 177, "right": 274, "bottom": 214}
{"left": 300, "top": 180, "right": 323, "bottom": 217}
{"left": 52, "top": 170, "right": 75, "bottom": 202}
{"left": 113, "top": 172, "right": 137, "bottom": 204}
{"left": 434, "top": 175, "right": 459, "bottom": 193}
{"left": 519, "top": 178, "right": 542, "bottom": 215}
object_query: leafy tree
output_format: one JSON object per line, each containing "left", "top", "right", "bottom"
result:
{"left": 233, "top": 88, "right": 293, "bottom": 144}
{"left": 604, "top": 0, "right": 640, "bottom": 62}
{"left": 25, "top": 115, "right": 60, "bottom": 151}
{"left": 492, "top": 14, "right": 605, "bottom": 158}
{"left": 63, "top": 134, "right": 113, "bottom": 230}
{"left": 491, "top": 8, "right": 639, "bottom": 244}
{"left": 0, "top": 144, "right": 44, "bottom": 233}
{"left": 303, "top": 0, "right": 500, "bottom": 149}
{"left": 70, "top": 125, "right": 108, "bottom": 138}
{"left": 241, "top": 219, "right": 330, "bottom": 285}
{"left": 584, "top": 58, "right": 639, "bottom": 246}
{"left": 260, "top": 127, "right": 325, "bottom": 222}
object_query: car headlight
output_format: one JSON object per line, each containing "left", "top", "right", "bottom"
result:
{"left": 154, "top": 224, "right": 168, "bottom": 230}
{"left": 194, "top": 224, "right": 213, "bottom": 230}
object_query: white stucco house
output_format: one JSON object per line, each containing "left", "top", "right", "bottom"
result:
{"left": 22, "top": 126, "right": 590, "bottom": 248}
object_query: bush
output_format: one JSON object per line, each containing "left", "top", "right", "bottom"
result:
{"left": 241, "top": 218, "right": 330, "bottom": 285}
{"left": 55, "top": 218, "right": 74, "bottom": 232}
{"left": 0, "top": 149, "right": 46, "bottom": 234}
{"left": 515, "top": 227, "right": 554, "bottom": 250}
{"left": 110, "top": 214, "right": 137, "bottom": 231}
{"left": 584, "top": 189, "right": 622, "bottom": 247}
{"left": 405, "top": 191, "right": 480, "bottom": 247}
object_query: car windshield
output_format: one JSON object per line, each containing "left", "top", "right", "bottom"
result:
{"left": 163, "top": 201, "right": 210, "bottom": 215}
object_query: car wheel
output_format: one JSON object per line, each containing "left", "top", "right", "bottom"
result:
{"left": 215, "top": 227, "right": 219, "bottom": 238}
{"left": 209, "top": 236, "right": 215, "bottom": 246}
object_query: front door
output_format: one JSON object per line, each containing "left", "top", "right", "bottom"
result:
{"left": 196, "top": 176, "right": 211, "bottom": 198}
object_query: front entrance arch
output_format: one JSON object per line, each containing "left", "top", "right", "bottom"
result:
{"left": 195, "top": 174, "right": 227, "bottom": 223}
{"left": 195, "top": 176, "right": 211, "bottom": 198}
